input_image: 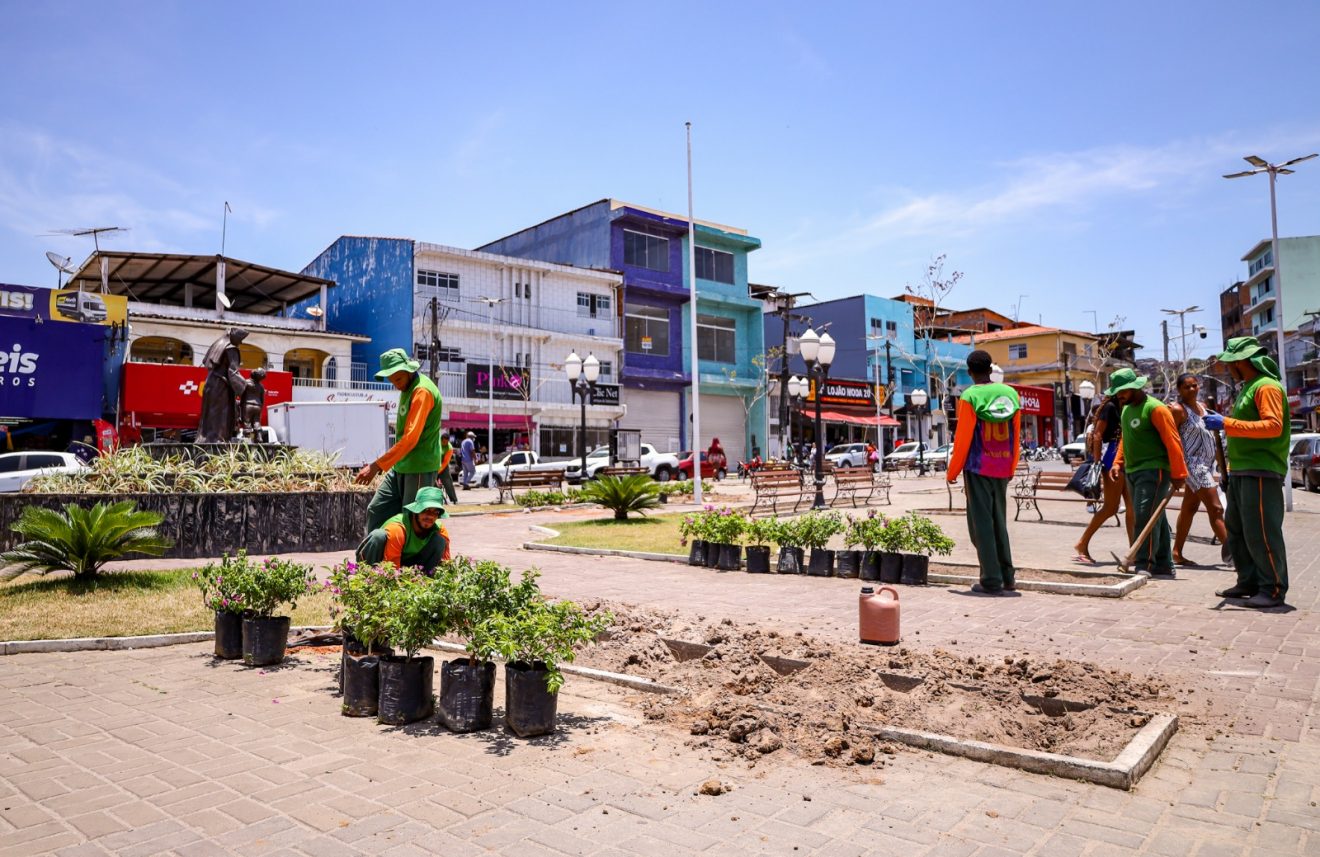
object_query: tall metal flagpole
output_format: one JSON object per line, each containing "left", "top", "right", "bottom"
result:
{"left": 686, "top": 122, "right": 702, "bottom": 506}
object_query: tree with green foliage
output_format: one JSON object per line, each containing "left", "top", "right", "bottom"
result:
{"left": 1, "top": 501, "right": 172, "bottom": 582}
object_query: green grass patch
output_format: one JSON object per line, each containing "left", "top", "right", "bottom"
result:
{"left": 542, "top": 514, "right": 686, "bottom": 555}
{"left": 0, "top": 569, "right": 333, "bottom": 641}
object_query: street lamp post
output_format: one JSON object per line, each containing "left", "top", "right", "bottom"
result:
{"left": 1224, "top": 151, "right": 1317, "bottom": 514}
{"left": 564, "top": 351, "right": 599, "bottom": 480}
{"left": 787, "top": 375, "right": 806, "bottom": 464}
{"left": 908, "top": 388, "right": 929, "bottom": 476}
{"left": 798, "top": 328, "right": 836, "bottom": 510}
{"left": 1161, "top": 305, "right": 1203, "bottom": 374}
{"left": 1079, "top": 380, "right": 1096, "bottom": 447}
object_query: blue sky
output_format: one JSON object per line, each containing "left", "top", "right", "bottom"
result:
{"left": 3, "top": 1, "right": 1319, "bottom": 368}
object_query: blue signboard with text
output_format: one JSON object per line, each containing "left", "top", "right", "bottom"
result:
{"left": 0, "top": 314, "right": 109, "bottom": 420}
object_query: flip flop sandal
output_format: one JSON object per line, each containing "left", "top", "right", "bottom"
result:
{"left": 1070, "top": 554, "right": 1097, "bottom": 565}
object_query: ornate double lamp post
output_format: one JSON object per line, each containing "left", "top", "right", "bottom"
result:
{"left": 908, "top": 387, "right": 929, "bottom": 476}
{"left": 786, "top": 374, "right": 807, "bottom": 463}
{"left": 564, "top": 351, "right": 599, "bottom": 480}
{"left": 798, "top": 328, "right": 836, "bottom": 510}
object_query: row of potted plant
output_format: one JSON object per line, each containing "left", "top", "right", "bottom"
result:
{"left": 196, "top": 551, "right": 610, "bottom": 737}
{"left": 679, "top": 507, "right": 953, "bottom": 583}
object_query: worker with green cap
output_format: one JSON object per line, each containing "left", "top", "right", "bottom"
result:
{"left": 355, "top": 486, "right": 451, "bottom": 574}
{"left": 1204, "top": 336, "right": 1291, "bottom": 608}
{"left": 355, "top": 348, "right": 444, "bottom": 533}
{"left": 1108, "top": 368, "right": 1187, "bottom": 576}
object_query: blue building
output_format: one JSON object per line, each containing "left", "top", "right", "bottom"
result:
{"left": 479, "top": 200, "right": 766, "bottom": 462}
{"left": 765, "top": 294, "right": 972, "bottom": 452}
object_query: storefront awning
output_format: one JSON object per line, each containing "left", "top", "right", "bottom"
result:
{"left": 444, "top": 411, "right": 532, "bottom": 430}
{"left": 806, "top": 409, "right": 900, "bottom": 427}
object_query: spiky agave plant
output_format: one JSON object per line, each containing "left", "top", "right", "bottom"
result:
{"left": 0, "top": 501, "right": 173, "bottom": 581}
{"left": 577, "top": 474, "right": 662, "bottom": 521}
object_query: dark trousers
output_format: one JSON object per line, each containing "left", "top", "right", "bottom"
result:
{"left": 1128, "top": 469, "right": 1173, "bottom": 572}
{"left": 438, "top": 466, "right": 458, "bottom": 504}
{"left": 1225, "top": 475, "right": 1288, "bottom": 600}
{"left": 365, "top": 470, "right": 436, "bottom": 534}
{"left": 965, "top": 472, "right": 1015, "bottom": 590}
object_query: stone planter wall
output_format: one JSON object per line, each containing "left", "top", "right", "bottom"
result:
{"left": 0, "top": 492, "right": 370, "bottom": 559}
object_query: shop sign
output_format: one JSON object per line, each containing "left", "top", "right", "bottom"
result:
{"left": 299, "top": 386, "right": 400, "bottom": 420}
{"left": 1010, "top": 384, "right": 1054, "bottom": 416}
{"left": 809, "top": 377, "right": 876, "bottom": 407}
{"left": 466, "top": 364, "right": 530, "bottom": 400}
{"left": 0, "top": 283, "right": 127, "bottom": 326}
{"left": 0, "top": 314, "right": 108, "bottom": 420}
{"left": 120, "top": 362, "right": 292, "bottom": 427}
{"left": 590, "top": 383, "right": 620, "bottom": 405}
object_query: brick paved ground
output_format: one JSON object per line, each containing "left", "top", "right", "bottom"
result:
{"left": 3, "top": 471, "right": 1318, "bottom": 855}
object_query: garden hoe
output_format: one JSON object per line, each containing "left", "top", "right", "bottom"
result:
{"left": 1110, "top": 491, "right": 1176, "bottom": 573}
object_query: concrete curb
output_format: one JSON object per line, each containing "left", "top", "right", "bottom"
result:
{"left": 0, "top": 625, "right": 333, "bottom": 656}
{"left": 523, "top": 535, "right": 1146, "bottom": 597}
{"left": 427, "top": 640, "right": 685, "bottom": 696}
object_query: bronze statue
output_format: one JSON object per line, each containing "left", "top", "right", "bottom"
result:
{"left": 197, "top": 328, "right": 249, "bottom": 443}
{"left": 240, "top": 367, "right": 267, "bottom": 434}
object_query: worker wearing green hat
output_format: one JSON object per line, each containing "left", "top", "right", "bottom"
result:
{"left": 1107, "top": 368, "right": 1187, "bottom": 576}
{"left": 356, "top": 486, "right": 451, "bottom": 574}
{"left": 1204, "top": 336, "right": 1291, "bottom": 608}
{"left": 355, "top": 348, "right": 444, "bottom": 533}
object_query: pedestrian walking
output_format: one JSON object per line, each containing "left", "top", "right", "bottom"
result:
{"left": 946, "top": 350, "right": 1022, "bottom": 596}
{"left": 1108, "top": 368, "right": 1187, "bottom": 577}
{"left": 355, "top": 348, "right": 443, "bottom": 534}
{"left": 459, "top": 432, "right": 477, "bottom": 488}
{"left": 438, "top": 433, "right": 459, "bottom": 504}
{"left": 1074, "top": 394, "right": 1135, "bottom": 562}
{"left": 1209, "top": 337, "right": 1292, "bottom": 608}
{"left": 1168, "top": 373, "right": 1229, "bottom": 566}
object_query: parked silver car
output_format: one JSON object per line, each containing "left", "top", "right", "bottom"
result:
{"left": 1289, "top": 433, "right": 1320, "bottom": 492}
{"left": 824, "top": 442, "right": 870, "bottom": 468}
{"left": 0, "top": 451, "right": 88, "bottom": 493}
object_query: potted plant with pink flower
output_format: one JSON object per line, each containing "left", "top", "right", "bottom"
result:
{"left": 194, "top": 551, "right": 250, "bottom": 659}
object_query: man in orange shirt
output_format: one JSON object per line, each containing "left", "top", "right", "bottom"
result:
{"left": 356, "top": 486, "right": 450, "bottom": 574}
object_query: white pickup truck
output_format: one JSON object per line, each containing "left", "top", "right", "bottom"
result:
{"left": 564, "top": 443, "right": 681, "bottom": 484}
{"left": 475, "top": 451, "right": 572, "bottom": 488}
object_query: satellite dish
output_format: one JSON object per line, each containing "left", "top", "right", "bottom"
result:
{"left": 306, "top": 306, "right": 324, "bottom": 318}
{"left": 217, "top": 293, "right": 233, "bottom": 309}
{"left": 45, "top": 250, "right": 76, "bottom": 288}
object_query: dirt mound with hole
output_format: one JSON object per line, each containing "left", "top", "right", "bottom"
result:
{"left": 575, "top": 602, "right": 1184, "bottom": 768}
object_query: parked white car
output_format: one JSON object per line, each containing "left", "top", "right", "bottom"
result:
{"left": 1060, "top": 435, "right": 1087, "bottom": 465}
{"left": 883, "top": 442, "right": 931, "bottom": 470}
{"left": 564, "top": 443, "right": 681, "bottom": 483}
{"left": 475, "top": 450, "right": 569, "bottom": 488}
{"left": 0, "top": 451, "right": 88, "bottom": 493}
{"left": 924, "top": 443, "right": 954, "bottom": 471}
{"left": 824, "top": 443, "right": 871, "bottom": 468}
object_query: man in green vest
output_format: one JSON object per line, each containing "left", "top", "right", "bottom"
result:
{"left": 1107, "top": 368, "right": 1186, "bottom": 577}
{"left": 1205, "top": 336, "right": 1291, "bottom": 608}
{"left": 356, "top": 486, "right": 451, "bottom": 574}
{"left": 355, "top": 348, "right": 444, "bottom": 533}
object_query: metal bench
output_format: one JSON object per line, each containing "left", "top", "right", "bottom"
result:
{"left": 830, "top": 468, "right": 891, "bottom": 508}
{"left": 497, "top": 469, "right": 566, "bottom": 503}
{"left": 597, "top": 466, "right": 648, "bottom": 479}
{"left": 749, "top": 469, "right": 812, "bottom": 517}
{"left": 1012, "top": 470, "right": 1111, "bottom": 523}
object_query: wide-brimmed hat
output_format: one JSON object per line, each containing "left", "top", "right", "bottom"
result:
{"left": 1104, "top": 368, "right": 1148, "bottom": 396}
{"left": 375, "top": 348, "right": 420, "bottom": 378}
{"left": 403, "top": 486, "right": 448, "bottom": 517}
{"left": 1216, "top": 336, "right": 1268, "bottom": 363}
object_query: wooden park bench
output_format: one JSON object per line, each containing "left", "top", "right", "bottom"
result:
{"left": 497, "top": 469, "right": 566, "bottom": 504}
{"left": 597, "top": 465, "right": 648, "bottom": 479}
{"left": 1012, "top": 470, "right": 1115, "bottom": 524}
{"left": 830, "top": 468, "right": 892, "bottom": 508}
{"left": 749, "top": 468, "right": 812, "bottom": 517}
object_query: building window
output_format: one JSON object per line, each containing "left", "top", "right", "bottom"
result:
{"left": 1009, "top": 343, "right": 1028, "bottom": 360}
{"left": 417, "top": 269, "right": 460, "bottom": 301}
{"left": 577, "top": 292, "right": 611, "bottom": 318}
{"left": 870, "top": 317, "right": 883, "bottom": 336}
{"left": 887, "top": 320, "right": 897, "bottom": 338}
{"left": 515, "top": 282, "right": 522, "bottom": 298}
{"left": 623, "top": 230, "right": 670, "bottom": 272}
{"left": 695, "top": 247, "right": 734, "bottom": 284}
{"left": 1062, "top": 342, "right": 1077, "bottom": 357}
{"left": 697, "top": 314, "right": 736, "bottom": 364}
{"left": 599, "top": 360, "right": 613, "bottom": 379}
{"left": 625, "top": 305, "right": 670, "bottom": 356}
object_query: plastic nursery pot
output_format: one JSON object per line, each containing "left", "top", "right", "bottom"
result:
{"left": 745, "top": 545, "right": 772, "bottom": 574}
{"left": 377, "top": 655, "right": 435, "bottom": 725}
{"left": 703, "top": 542, "right": 724, "bottom": 569}
{"left": 241, "top": 615, "right": 290, "bottom": 667}
{"left": 835, "top": 550, "right": 861, "bottom": 579}
{"left": 505, "top": 661, "right": 559, "bottom": 738}
{"left": 717, "top": 543, "right": 742, "bottom": 571}
{"left": 439, "top": 659, "right": 497, "bottom": 733}
{"left": 807, "top": 548, "right": 836, "bottom": 577}
{"left": 859, "top": 551, "right": 882, "bottom": 582}
{"left": 777, "top": 546, "right": 805, "bottom": 574}
{"left": 688, "top": 540, "right": 707, "bottom": 567}
{"left": 879, "top": 552, "right": 903, "bottom": 584}
{"left": 341, "top": 651, "right": 383, "bottom": 717}
{"left": 214, "top": 611, "right": 243, "bottom": 660}
{"left": 900, "top": 554, "right": 930, "bottom": 586}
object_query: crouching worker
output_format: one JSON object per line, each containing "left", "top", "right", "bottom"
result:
{"left": 356, "top": 487, "right": 451, "bottom": 574}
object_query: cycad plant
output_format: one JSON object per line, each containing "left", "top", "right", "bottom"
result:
{"left": 1, "top": 501, "right": 173, "bottom": 582}
{"left": 577, "top": 474, "right": 662, "bottom": 521}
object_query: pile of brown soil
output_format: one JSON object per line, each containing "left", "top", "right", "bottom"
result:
{"left": 576, "top": 602, "right": 1180, "bottom": 768}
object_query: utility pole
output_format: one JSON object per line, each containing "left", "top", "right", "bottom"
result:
{"left": 1061, "top": 351, "right": 1072, "bottom": 443}
{"left": 1162, "top": 320, "right": 1170, "bottom": 365}
{"left": 429, "top": 297, "right": 438, "bottom": 383}
{"left": 885, "top": 339, "right": 894, "bottom": 450}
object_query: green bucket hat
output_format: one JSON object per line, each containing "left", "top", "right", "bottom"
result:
{"left": 375, "top": 347, "right": 421, "bottom": 378}
{"left": 403, "top": 486, "right": 448, "bottom": 517}
{"left": 1104, "top": 367, "right": 1148, "bottom": 397}
{"left": 1215, "top": 336, "right": 1268, "bottom": 363}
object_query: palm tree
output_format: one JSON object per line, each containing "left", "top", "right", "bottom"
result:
{"left": 578, "top": 474, "right": 662, "bottom": 521}
{"left": 1, "top": 501, "right": 173, "bottom": 581}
